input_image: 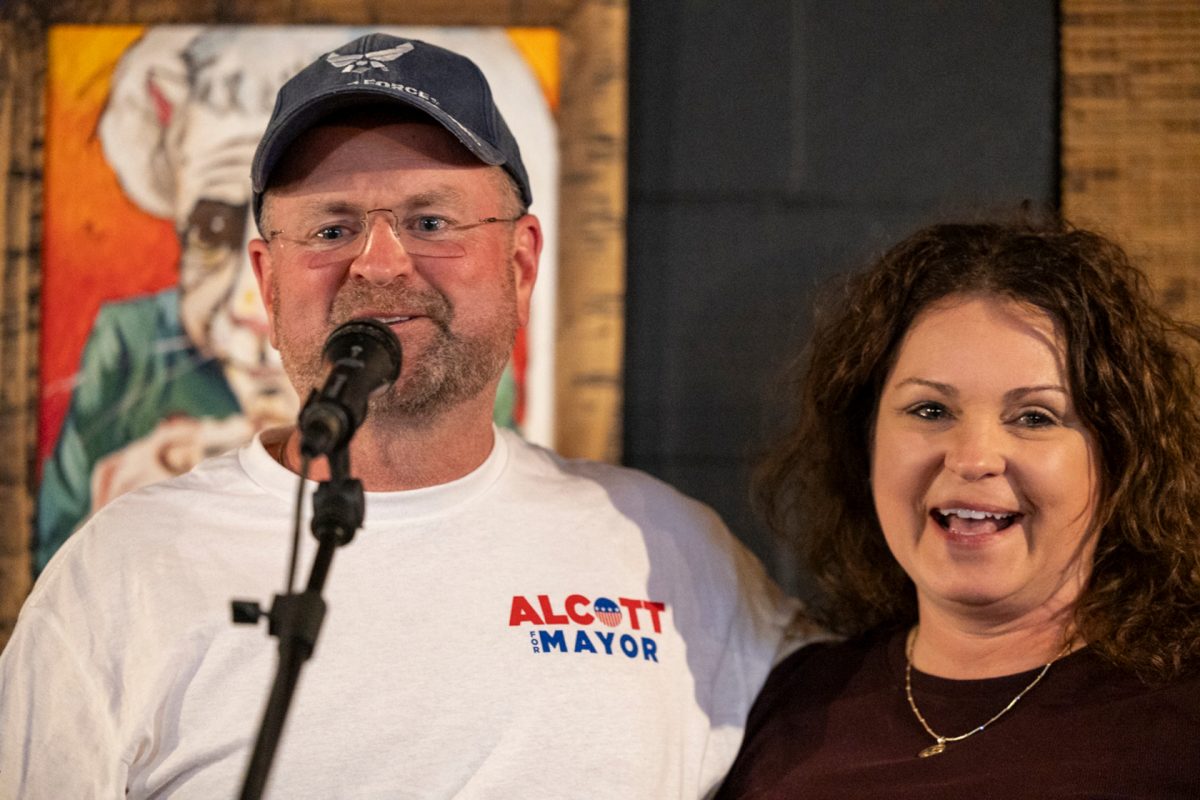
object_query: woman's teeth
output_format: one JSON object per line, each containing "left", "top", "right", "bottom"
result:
{"left": 933, "top": 508, "right": 1018, "bottom": 535}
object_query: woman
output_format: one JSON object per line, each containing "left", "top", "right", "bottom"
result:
{"left": 717, "top": 218, "right": 1200, "bottom": 798}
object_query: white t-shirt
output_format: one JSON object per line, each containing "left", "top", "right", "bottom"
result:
{"left": 0, "top": 428, "right": 796, "bottom": 798}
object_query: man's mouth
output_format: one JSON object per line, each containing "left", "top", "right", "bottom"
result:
{"left": 931, "top": 507, "right": 1020, "bottom": 536}
{"left": 360, "top": 311, "right": 422, "bottom": 326}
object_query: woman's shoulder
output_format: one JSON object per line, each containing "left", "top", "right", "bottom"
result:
{"left": 758, "top": 626, "right": 902, "bottom": 704}
{"left": 776, "top": 623, "right": 897, "bottom": 664}
{"left": 1058, "top": 646, "right": 1200, "bottom": 709}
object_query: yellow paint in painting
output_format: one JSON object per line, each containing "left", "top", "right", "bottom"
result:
{"left": 508, "top": 28, "right": 560, "bottom": 111}
{"left": 49, "top": 26, "right": 145, "bottom": 107}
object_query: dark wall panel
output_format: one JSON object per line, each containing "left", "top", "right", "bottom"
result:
{"left": 624, "top": 1, "right": 1058, "bottom": 596}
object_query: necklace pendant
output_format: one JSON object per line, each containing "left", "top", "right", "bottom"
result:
{"left": 918, "top": 742, "right": 946, "bottom": 758}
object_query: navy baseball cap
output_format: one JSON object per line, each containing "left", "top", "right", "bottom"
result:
{"left": 251, "top": 32, "right": 532, "bottom": 229}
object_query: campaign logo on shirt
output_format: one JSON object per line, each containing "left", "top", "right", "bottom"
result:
{"left": 509, "top": 594, "right": 666, "bottom": 663}
{"left": 593, "top": 597, "right": 622, "bottom": 627}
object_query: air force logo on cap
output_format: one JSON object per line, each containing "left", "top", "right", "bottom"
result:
{"left": 325, "top": 42, "right": 414, "bottom": 74}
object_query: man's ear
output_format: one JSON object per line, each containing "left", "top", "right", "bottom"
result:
{"left": 511, "top": 214, "right": 542, "bottom": 328}
{"left": 248, "top": 237, "right": 279, "bottom": 348}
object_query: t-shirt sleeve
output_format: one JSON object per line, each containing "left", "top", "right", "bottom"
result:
{"left": 692, "top": 511, "right": 804, "bottom": 796}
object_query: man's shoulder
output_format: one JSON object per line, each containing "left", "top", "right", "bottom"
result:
{"left": 499, "top": 431, "right": 768, "bottom": 582}
{"left": 32, "top": 445, "right": 273, "bottom": 596}
{"left": 504, "top": 430, "right": 704, "bottom": 502}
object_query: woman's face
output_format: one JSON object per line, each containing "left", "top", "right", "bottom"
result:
{"left": 870, "top": 294, "right": 1100, "bottom": 626}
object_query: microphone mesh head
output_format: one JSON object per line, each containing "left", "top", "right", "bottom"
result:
{"left": 324, "top": 318, "right": 402, "bottom": 385}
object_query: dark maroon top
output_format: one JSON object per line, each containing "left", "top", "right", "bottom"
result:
{"left": 716, "top": 628, "right": 1200, "bottom": 799}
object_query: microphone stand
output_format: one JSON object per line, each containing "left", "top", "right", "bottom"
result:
{"left": 231, "top": 443, "right": 364, "bottom": 800}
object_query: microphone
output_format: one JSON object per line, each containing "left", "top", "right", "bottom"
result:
{"left": 298, "top": 318, "right": 402, "bottom": 457}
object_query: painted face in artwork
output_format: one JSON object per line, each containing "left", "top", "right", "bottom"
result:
{"left": 175, "top": 196, "right": 293, "bottom": 425}
{"left": 97, "top": 28, "right": 343, "bottom": 425}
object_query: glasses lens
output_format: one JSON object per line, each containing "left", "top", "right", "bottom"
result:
{"left": 286, "top": 208, "right": 470, "bottom": 265}
{"left": 396, "top": 233, "right": 468, "bottom": 259}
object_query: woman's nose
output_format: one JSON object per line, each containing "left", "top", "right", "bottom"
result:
{"left": 944, "top": 421, "right": 1006, "bottom": 480}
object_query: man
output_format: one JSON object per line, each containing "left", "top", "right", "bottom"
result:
{"left": 0, "top": 33, "right": 795, "bottom": 798}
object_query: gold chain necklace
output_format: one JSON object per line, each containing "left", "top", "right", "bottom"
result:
{"left": 904, "top": 627, "right": 1070, "bottom": 758}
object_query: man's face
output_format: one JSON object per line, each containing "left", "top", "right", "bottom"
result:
{"left": 249, "top": 119, "right": 540, "bottom": 427}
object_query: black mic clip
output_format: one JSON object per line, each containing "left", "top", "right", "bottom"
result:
{"left": 298, "top": 387, "right": 348, "bottom": 458}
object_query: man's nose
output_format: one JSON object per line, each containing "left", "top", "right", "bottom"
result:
{"left": 348, "top": 212, "right": 416, "bottom": 286}
{"left": 944, "top": 420, "right": 1006, "bottom": 481}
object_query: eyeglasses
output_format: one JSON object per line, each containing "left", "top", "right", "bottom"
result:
{"left": 266, "top": 207, "right": 522, "bottom": 264}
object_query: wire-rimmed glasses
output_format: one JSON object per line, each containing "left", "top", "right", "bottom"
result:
{"left": 266, "top": 207, "right": 522, "bottom": 264}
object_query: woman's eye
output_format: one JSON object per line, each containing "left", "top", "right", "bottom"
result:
{"left": 908, "top": 402, "right": 949, "bottom": 421}
{"left": 1015, "top": 410, "right": 1058, "bottom": 428}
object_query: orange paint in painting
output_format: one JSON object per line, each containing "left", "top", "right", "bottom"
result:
{"left": 40, "top": 26, "right": 180, "bottom": 466}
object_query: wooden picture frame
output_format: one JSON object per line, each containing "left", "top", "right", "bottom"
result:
{"left": 0, "top": 0, "right": 627, "bottom": 648}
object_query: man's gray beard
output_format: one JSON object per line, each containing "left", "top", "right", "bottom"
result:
{"left": 275, "top": 277, "right": 517, "bottom": 428}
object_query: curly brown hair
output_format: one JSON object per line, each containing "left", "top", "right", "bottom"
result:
{"left": 758, "top": 217, "right": 1200, "bottom": 682}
